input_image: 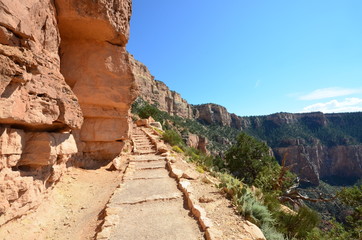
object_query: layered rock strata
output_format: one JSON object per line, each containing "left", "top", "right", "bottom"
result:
{"left": 0, "top": 0, "right": 134, "bottom": 224}
{"left": 274, "top": 144, "right": 362, "bottom": 185}
{"left": 194, "top": 106, "right": 362, "bottom": 185}
{"left": 130, "top": 55, "right": 193, "bottom": 119}
{"left": 0, "top": 0, "right": 83, "bottom": 225}
{"left": 56, "top": 0, "right": 136, "bottom": 161}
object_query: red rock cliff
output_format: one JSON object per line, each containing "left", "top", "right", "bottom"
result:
{"left": 56, "top": 0, "right": 136, "bottom": 161}
{"left": 129, "top": 55, "right": 194, "bottom": 119}
{"left": 0, "top": 0, "right": 135, "bottom": 224}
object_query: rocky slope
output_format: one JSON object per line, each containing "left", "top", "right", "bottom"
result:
{"left": 0, "top": 0, "right": 135, "bottom": 224}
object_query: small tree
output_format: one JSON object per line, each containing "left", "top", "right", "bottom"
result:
{"left": 337, "top": 185, "right": 362, "bottom": 239}
{"left": 224, "top": 132, "right": 274, "bottom": 185}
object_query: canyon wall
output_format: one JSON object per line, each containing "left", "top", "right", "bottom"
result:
{"left": 195, "top": 105, "right": 362, "bottom": 185}
{"left": 56, "top": 0, "right": 136, "bottom": 162}
{"left": 0, "top": 0, "right": 134, "bottom": 224}
{"left": 274, "top": 144, "right": 362, "bottom": 185}
{"left": 130, "top": 56, "right": 194, "bottom": 119}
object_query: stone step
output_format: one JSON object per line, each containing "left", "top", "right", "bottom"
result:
{"left": 108, "top": 178, "right": 182, "bottom": 205}
{"left": 136, "top": 145, "right": 156, "bottom": 149}
{"left": 133, "top": 140, "right": 152, "bottom": 143}
{"left": 138, "top": 150, "right": 157, "bottom": 155}
{"left": 125, "top": 168, "right": 170, "bottom": 180}
{"left": 135, "top": 161, "right": 167, "bottom": 170}
{"left": 133, "top": 139, "right": 151, "bottom": 142}
{"left": 104, "top": 200, "right": 202, "bottom": 240}
{"left": 135, "top": 143, "right": 153, "bottom": 146}
{"left": 130, "top": 155, "right": 166, "bottom": 162}
{"left": 136, "top": 148, "right": 155, "bottom": 151}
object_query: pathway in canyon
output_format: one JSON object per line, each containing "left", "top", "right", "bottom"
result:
{"left": 97, "top": 127, "right": 203, "bottom": 240}
{"left": 0, "top": 128, "right": 204, "bottom": 240}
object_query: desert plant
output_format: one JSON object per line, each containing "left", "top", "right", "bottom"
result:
{"left": 172, "top": 145, "right": 184, "bottom": 153}
{"left": 276, "top": 206, "right": 319, "bottom": 239}
{"left": 261, "top": 224, "right": 286, "bottom": 240}
{"left": 217, "top": 173, "right": 275, "bottom": 227}
{"left": 162, "top": 130, "right": 184, "bottom": 147}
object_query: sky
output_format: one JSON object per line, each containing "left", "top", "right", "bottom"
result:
{"left": 127, "top": 0, "right": 362, "bottom": 117}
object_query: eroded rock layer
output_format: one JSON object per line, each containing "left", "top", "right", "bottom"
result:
{"left": 57, "top": 0, "right": 136, "bottom": 161}
{"left": 130, "top": 55, "right": 194, "bottom": 119}
{"left": 0, "top": 0, "right": 134, "bottom": 224}
{"left": 194, "top": 106, "right": 362, "bottom": 185}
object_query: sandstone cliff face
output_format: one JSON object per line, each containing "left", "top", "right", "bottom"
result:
{"left": 130, "top": 55, "right": 194, "bottom": 119}
{"left": 0, "top": 0, "right": 82, "bottom": 224}
{"left": 274, "top": 144, "right": 362, "bottom": 185}
{"left": 56, "top": 0, "right": 136, "bottom": 161}
{"left": 0, "top": 0, "right": 83, "bottom": 130}
{"left": 193, "top": 104, "right": 232, "bottom": 126}
{"left": 0, "top": 0, "right": 134, "bottom": 224}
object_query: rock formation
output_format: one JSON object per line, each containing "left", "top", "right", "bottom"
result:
{"left": 56, "top": 0, "right": 136, "bottom": 162}
{"left": 274, "top": 143, "right": 362, "bottom": 185}
{"left": 193, "top": 104, "right": 231, "bottom": 126}
{"left": 186, "top": 133, "right": 209, "bottom": 154}
{"left": 0, "top": 0, "right": 135, "bottom": 224}
{"left": 192, "top": 106, "right": 362, "bottom": 185}
{"left": 130, "top": 55, "right": 194, "bottom": 119}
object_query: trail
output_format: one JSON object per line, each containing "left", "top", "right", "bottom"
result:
{"left": 0, "top": 166, "right": 121, "bottom": 240}
{"left": 0, "top": 125, "right": 265, "bottom": 240}
{"left": 96, "top": 127, "right": 203, "bottom": 240}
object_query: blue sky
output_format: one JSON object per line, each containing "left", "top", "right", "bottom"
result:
{"left": 127, "top": 0, "right": 362, "bottom": 116}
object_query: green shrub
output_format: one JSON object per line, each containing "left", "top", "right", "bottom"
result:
{"left": 336, "top": 184, "right": 362, "bottom": 239}
{"left": 233, "top": 188, "right": 274, "bottom": 226}
{"left": 306, "top": 220, "right": 354, "bottom": 240}
{"left": 172, "top": 145, "right": 184, "bottom": 153}
{"left": 261, "top": 224, "right": 286, "bottom": 240}
{"left": 162, "top": 130, "right": 184, "bottom": 147}
{"left": 195, "top": 165, "right": 205, "bottom": 173}
{"left": 217, "top": 173, "right": 275, "bottom": 227}
{"left": 224, "top": 132, "right": 275, "bottom": 185}
{"left": 276, "top": 206, "right": 319, "bottom": 239}
{"left": 132, "top": 98, "right": 166, "bottom": 122}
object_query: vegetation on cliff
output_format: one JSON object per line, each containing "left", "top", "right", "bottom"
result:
{"left": 242, "top": 112, "right": 362, "bottom": 148}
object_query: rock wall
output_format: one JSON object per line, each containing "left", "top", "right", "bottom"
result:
{"left": 56, "top": 0, "right": 136, "bottom": 162}
{"left": 274, "top": 144, "right": 362, "bottom": 185}
{"left": 130, "top": 55, "right": 193, "bottom": 119}
{"left": 0, "top": 0, "right": 134, "bottom": 224}
{"left": 193, "top": 104, "right": 232, "bottom": 126}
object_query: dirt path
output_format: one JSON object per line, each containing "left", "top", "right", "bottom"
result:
{"left": 96, "top": 128, "right": 204, "bottom": 240}
{"left": 0, "top": 166, "right": 121, "bottom": 240}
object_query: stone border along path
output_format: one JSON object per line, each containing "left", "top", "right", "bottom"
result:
{"left": 96, "top": 127, "right": 206, "bottom": 240}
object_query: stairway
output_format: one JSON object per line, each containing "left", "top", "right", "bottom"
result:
{"left": 97, "top": 126, "right": 204, "bottom": 240}
{"left": 132, "top": 128, "right": 157, "bottom": 155}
